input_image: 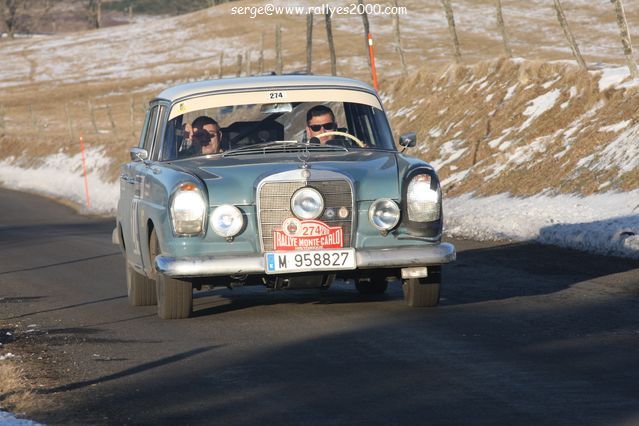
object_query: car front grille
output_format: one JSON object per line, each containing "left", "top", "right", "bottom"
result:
{"left": 258, "top": 179, "right": 353, "bottom": 252}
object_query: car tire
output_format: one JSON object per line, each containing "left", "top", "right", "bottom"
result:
{"left": 126, "top": 264, "right": 157, "bottom": 306}
{"left": 355, "top": 277, "right": 388, "bottom": 295}
{"left": 149, "top": 228, "right": 193, "bottom": 319}
{"left": 402, "top": 266, "right": 441, "bottom": 307}
{"left": 156, "top": 273, "right": 193, "bottom": 320}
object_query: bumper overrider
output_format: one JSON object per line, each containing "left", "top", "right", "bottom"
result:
{"left": 155, "top": 243, "right": 456, "bottom": 278}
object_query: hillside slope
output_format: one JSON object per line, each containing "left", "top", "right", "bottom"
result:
{"left": 384, "top": 58, "right": 639, "bottom": 197}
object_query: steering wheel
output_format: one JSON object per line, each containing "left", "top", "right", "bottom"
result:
{"left": 312, "top": 131, "right": 366, "bottom": 148}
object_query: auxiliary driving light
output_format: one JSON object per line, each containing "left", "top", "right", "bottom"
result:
{"left": 291, "top": 187, "right": 324, "bottom": 220}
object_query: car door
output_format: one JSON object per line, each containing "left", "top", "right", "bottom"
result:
{"left": 121, "top": 104, "right": 161, "bottom": 270}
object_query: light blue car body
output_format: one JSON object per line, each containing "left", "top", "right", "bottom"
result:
{"left": 116, "top": 75, "right": 455, "bottom": 287}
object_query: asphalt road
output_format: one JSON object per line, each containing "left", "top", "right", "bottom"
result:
{"left": 1, "top": 188, "right": 639, "bottom": 425}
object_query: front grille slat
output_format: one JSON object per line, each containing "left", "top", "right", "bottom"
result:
{"left": 258, "top": 179, "right": 353, "bottom": 252}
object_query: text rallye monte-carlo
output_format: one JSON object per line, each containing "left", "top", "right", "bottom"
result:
{"left": 115, "top": 75, "right": 456, "bottom": 319}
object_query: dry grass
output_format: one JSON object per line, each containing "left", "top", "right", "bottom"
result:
{"left": 0, "top": 362, "right": 42, "bottom": 415}
{"left": 386, "top": 57, "right": 639, "bottom": 196}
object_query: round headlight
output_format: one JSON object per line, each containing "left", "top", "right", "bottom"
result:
{"left": 369, "top": 199, "right": 400, "bottom": 231}
{"left": 291, "top": 187, "right": 324, "bottom": 220}
{"left": 211, "top": 204, "right": 244, "bottom": 238}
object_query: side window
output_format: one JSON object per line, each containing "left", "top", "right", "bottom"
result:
{"left": 137, "top": 109, "right": 151, "bottom": 149}
{"left": 143, "top": 106, "right": 160, "bottom": 152}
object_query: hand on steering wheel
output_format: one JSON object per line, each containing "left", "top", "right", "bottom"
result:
{"left": 311, "top": 131, "right": 366, "bottom": 148}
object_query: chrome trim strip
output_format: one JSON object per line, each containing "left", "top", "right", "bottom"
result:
{"left": 355, "top": 243, "right": 456, "bottom": 268}
{"left": 155, "top": 253, "right": 264, "bottom": 277}
{"left": 155, "top": 243, "right": 456, "bottom": 278}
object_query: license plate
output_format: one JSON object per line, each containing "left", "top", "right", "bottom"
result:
{"left": 264, "top": 249, "right": 356, "bottom": 274}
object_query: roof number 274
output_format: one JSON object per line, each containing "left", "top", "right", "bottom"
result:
{"left": 268, "top": 91, "right": 285, "bottom": 100}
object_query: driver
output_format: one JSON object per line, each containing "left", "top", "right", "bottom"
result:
{"left": 306, "top": 105, "right": 338, "bottom": 144}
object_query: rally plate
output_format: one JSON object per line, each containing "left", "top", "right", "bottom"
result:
{"left": 265, "top": 248, "right": 356, "bottom": 274}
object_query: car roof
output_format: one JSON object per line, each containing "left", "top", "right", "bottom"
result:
{"left": 155, "top": 75, "right": 377, "bottom": 103}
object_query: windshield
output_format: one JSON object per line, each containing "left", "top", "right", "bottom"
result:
{"left": 161, "top": 99, "right": 395, "bottom": 161}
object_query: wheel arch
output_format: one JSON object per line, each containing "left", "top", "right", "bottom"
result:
{"left": 141, "top": 218, "right": 157, "bottom": 278}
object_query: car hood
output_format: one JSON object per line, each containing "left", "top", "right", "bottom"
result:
{"left": 173, "top": 151, "right": 400, "bottom": 205}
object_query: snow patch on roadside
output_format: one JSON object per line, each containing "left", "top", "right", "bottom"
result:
{"left": 0, "top": 411, "right": 42, "bottom": 425}
{"left": 445, "top": 192, "right": 639, "bottom": 258}
{"left": 0, "top": 148, "right": 119, "bottom": 214}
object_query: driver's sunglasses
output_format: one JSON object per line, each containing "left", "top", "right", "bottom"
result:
{"left": 309, "top": 122, "right": 337, "bottom": 132}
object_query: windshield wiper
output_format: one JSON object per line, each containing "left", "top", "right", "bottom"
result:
{"left": 223, "top": 141, "right": 348, "bottom": 157}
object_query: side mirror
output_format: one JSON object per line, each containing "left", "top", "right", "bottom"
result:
{"left": 130, "top": 147, "right": 149, "bottom": 162}
{"left": 399, "top": 132, "right": 417, "bottom": 148}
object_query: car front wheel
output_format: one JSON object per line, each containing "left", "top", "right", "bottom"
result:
{"left": 126, "top": 264, "right": 157, "bottom": 306}
{"left": 150, "top": 228, "right": 193, "bottom": 319}
{"left": 402, "top": 266, "right": 441, "bottom": 307}
{"left": 156, "top": 274, "right": 193, "bottom": 320}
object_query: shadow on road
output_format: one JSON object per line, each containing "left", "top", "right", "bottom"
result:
{"left": 37, "top": 346, "right": 218, "bottom": 394}
{"left": 2, "top": 295, "right": 127, "bottom": 320}
{"left": 34, "top": 290, "right": 639, "bottom": 425}
{"left": 0, "top": 220, "right": 115, "bottom": 248}
{"left": 0, "top": 252, "right": 120, "bottom": 276}
{"left": 443, "top": 239, "right": 639, "bottom": 305}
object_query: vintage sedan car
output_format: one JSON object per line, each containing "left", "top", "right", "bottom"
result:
{"left": 115, "top": 75, "right": 456, "bottom": 319}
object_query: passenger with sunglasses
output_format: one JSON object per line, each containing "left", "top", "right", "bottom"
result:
{"left": 306, "top": 105, "right": 339, "bottom": 144}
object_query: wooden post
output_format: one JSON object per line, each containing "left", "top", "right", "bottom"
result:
{"left": 259, "top": 32, "right": 265, "bottom": 74}
{"left": 236, "top": 54, "right": 243, "bottom": 77}
{"left": 393, "top": 0, "right": 408, "bottom": 77}
{"left": 0, "top": 105, "right": 5, "bottom": 137}
{"left": 276, "top": 24, "right": 283, "bottom": 75}
{"left": 130, "top": 96, "right": 136, "bottom": 138}
{"left": 611, "top": 0, "right": 638, "bottom": 78}
{"left": 245, "top": 49, "right": 251, "bottom": 76}
{"left": 218, "top": 51, "right": 225, "bottom": 79}
{"left": 64, "top": 103, "right": 73, "bottom": 142}
{"left": 306, "top": 14, "right": 313, "bottom": 74}
{"left": 88, "top": 100, "right": 98, "bottom": 135}
{"left": 441, "top": 0, "right": 462, "bottom": 63}
{"left": 495, "top": 0, "right": 513, "bottom": 58}
{"left": 28, "top": 105, "right": 37, "bottom": 127}
{"left": 553, "top": 0, "right": 587, "bottom": 70}
{"left": 359, "top": 0, "right": 371, "bottom": 67}
{"left": 106, "top": 104, "right": 117, "bottom": 137}
{"left": 79, "top": 133, "right": 91, "bottom": 210}
{"left": 325, "top": 11, "right": 337, "bottom": 76}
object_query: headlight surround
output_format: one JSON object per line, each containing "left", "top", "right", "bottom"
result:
{"left": 291, "top": 187, "right": 324, "bottom": 220}
{"left": 369, "top": 198, "right": 401, "bottom": 231}
{"left": 211, "top": 204, "right": 244, "bottom": 238}
{"left": 407, "top": 174, "right": 440, "bottom": 222}
{"left": 170, "top": 183, "right": 207, "bottom": 236}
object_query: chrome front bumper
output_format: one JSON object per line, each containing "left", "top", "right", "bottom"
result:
{"left": 155, "top": 243, "right": 456, "bottom": 278}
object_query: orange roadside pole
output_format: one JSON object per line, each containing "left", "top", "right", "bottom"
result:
{"left": 79, "top": 133, "right": 91, "bottom": 209}
{"left": 367, "top": 32, "right": 379, "bottom": 91}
